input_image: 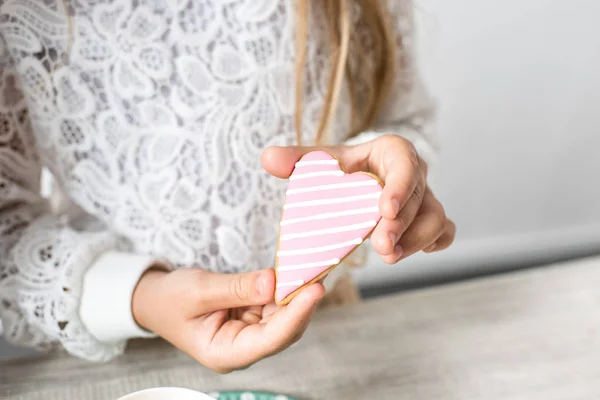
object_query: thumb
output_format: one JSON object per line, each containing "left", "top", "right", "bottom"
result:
{"left": 261, "top": 146, "right": 311, "bottom": 179}
{"left": 197, "top": 269, "right": 275, "bottom": 312}
{"left": 261, "top": 145, "right": 368, "bottom": 179}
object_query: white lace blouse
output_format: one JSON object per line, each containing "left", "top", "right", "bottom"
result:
{"left": 0, "top": 0, "right": 436, "bottom": 361}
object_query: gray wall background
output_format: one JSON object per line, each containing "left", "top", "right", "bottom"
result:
{"left": 356, "top": 0, "right": 600, "bottom": 289}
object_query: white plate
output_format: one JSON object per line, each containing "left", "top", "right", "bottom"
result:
{"left": 117, "top": 387, "right": 213, "bottom": 400}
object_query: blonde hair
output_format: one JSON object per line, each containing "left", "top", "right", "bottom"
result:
{"left": 294, "top": 0, "right": 399, "bottom": 145}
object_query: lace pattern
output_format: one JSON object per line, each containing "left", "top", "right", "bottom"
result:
{"left": 0, "top": 0, "right": 433, "bottom": 360}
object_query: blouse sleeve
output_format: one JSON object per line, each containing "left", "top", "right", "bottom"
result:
{"left": 0, "top": 37, "right": 164, "bottom": 362}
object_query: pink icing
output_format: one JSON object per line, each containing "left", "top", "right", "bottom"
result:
{"left": 275, "top": 151, "right": 383, "bottom": 303}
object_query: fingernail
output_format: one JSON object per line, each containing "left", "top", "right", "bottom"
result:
{"left": 394, "top": 243, "right": 404, "bottom": 257}
{"left": 256, "top": 272, "right": 266, "bottom": 295}
{"left": 425, "top": 243, "right": 437, "bottom": 252}
{"left": 388, "top": 232, "right": 397, "bottom": 247}
{"left": 392, "top": 199, "right": 400, "bottom": 215}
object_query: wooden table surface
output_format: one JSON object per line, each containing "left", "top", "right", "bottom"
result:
{"left": 2, "top": 256, "right": 600, "bottom": 400}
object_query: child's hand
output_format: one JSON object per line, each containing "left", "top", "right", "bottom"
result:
{"left": 132, "top": 267, "right": 324, "bottom": 373}
{"left": 262, "top": 135, "right": 455, "bottom": 263}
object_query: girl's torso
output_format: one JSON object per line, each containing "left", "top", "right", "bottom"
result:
{"left": 0, "top": 0, "right": 407, "bottom": 272}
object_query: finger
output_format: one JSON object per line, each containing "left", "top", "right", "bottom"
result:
{"left": 371, "top": 183, "right": 427, "bottom": 257}
{"left": 371, "top": 214, "right": 405, "bottom": 257}
{"left": 391, "top": 191, "right": 446, "bottom": 261}
{"left": 195, "top": 317, "right": 251, "bottom": 373}
{"left": 205, "top": 284, "right": 323, "bottom": 371}
{"left": 393, "top": 211, "right": 445, "bottom": 261}
{"left": 261, "top": 145, "right": 354, "bottom": 179}
{"left": 232, "top": 306, "right": 263, "bottom": 324}
{"left": 421, "top": 156, "right": 429, "bottom": 178}
{"left": 391, "top": 157, "right": 427, "bottom": 232}
{"left": 262, "top": 134, "right": 389, "bottom": 180}
{"left": 424, "top": 219, "right": 456, "bottom": 252}
{"left": 196, "top": 269, "right": 275, "bottom": 312}
{"left": 267, "top": 303, "right": 316, "bottom": 353}
{"left": 261, "top": 146, "right": 305, "bottom": 179}
{"left": 437, "top": 219, "right": 456, "bottom": 250}
{"left": 372, "top": 183, "right": 433, "bottom": 257}
{"left": 242, "top": 284, "right": 324, "bottom": 362}
{"left": 261, "top": 302, "right": 280, "bottom": 319}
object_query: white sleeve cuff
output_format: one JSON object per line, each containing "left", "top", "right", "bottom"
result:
{"left": 79, "top": 251, "right": 172, "bottom": 343}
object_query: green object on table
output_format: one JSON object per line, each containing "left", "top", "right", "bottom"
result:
{"left": 208, "top": 391, "right": 298, "bottom": 400}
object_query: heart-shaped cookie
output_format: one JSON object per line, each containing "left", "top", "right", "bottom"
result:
{"left": 275, "top": 151, "right": 383, "bottom": 305}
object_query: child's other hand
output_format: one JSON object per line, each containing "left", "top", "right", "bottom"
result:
{"left": 132, "top": 267, "right": 324, "bottom": 373}
{"left": 262, "top": 135, "right": 455, "bottom": 264}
